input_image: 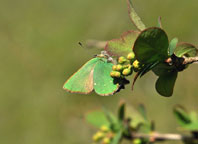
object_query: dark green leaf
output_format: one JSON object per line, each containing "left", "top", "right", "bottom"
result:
{"left": 118, "top": 102, "right": 125, "bottom": 121}
{"left": 133, "top": 27, "right": 169, "bottom": 64}
{"left": 105, "top": 31, "right": 139, "bottom": 57}
{"left": 127, "top": 0, "right": 146, "bottom": 31}
{"left": 86, "top": 111, "right": 110, "bottom": 128}
{"left": 152, "top": 62, "right": 175, "bottom": 76}
{"left": 169, "top": 38, "right": 178, "bottom": 56}
{"left": 103, "top": 108, "right": 117, "bottom": 124}
{"left": 174, "top": 43, "right": 198, "bottom": 57}
{"left": 173, "top": 105, "right": 191, "bottom": 126}
{"left": 155, "top": 71, "right": 178, "bottom": 97}
{"left": 140, "top": 61, "right": 159, "bottom": 77}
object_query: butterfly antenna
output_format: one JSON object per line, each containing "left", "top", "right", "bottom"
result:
{"left": 78, "top": 42, "right": 85, "bottom": 48}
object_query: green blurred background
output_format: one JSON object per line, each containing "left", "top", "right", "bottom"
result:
{"left": 1, "top": 0, "right": 198, "bottom": 143}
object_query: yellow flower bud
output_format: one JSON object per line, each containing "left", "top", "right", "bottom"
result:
{"left": 96, "top": 131, "right": 104, "bottom": 138}
{"left": 103, "top": 137, "right": 111, "bottom": 144}
{"left": 132, "top": 138, "right": 141, "bottom": 144}
{"left": 110, "top": 71, "right": 117, "bottom": 78}
{"left": 122, "top": 68, "right": 131, "bottom": 76}
{"left": 114, "top": 71, "right": 121, "bottom": 78}
{"left": 118, "top": 56, "right": 126, "bottom": 64}
{"left": 92, "top": 131, "right": 104, "bottom": 142}
{"left": 133, "top": 60, "right": 140, "bottom": 69}
{"left": 112, "top": 65, "right": 117, "bottom": 71}
{"left": 127, "top": 52, "right": 135, "bottom": 60}
{"left": 92, "top": 134, "right": 99, "bottom": 142}
{"left": 116, "top": 64, "right": 123, "bottom": 71}
{"left": 100, "top": 125, "right": 109, "bottom": 132}
{"left": 123, "top": 64, "right": 131, "bottom": 69}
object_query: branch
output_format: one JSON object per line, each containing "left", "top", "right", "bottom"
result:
{"left": 183, "top": 56, "right": 198, "bottom": 65}
{"left": 131, "top": 132, "right": 192, "bottom": 142}
{"left": 86, "top": 39, "right": 107, "bottom": 49}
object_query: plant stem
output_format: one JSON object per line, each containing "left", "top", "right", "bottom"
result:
{"left": 131, "top": 132, "right": 192, "bottom": 142}
{"left": 183, "top": 56, "right": 198, "bottom": 65}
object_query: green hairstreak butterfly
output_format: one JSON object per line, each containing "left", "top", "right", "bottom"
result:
{"left": 63, "top": 51, "right": 119, "bottom": 96}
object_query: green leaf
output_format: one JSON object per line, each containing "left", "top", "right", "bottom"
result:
{"left": 174, "top": 43, "right": 198, "bottom": 57}
{"left": 137, "top": 104, "right": 148, "bottom": 121}
{"left": 103, "top": 108, "right": 117, "bottom": 124}
{"left": 105, "top": 31, "right": 139, "bottom": 57}
{"left": 173, "top": 106, "right": 198, "bottom": 131}
{"left": 127, "top": 105, "right": 147, "bottom": 128}
{"left": 190, "top": 112, "right": 198, "bottom": 122}
{"left": 183, "top": 122, "right": 198, "bottom": 131}
{"left": 133, "top": 27, "right": 169, "bottom": 64}
{"left": 86, "top": 111, "right": 110, "bottom": 128}
{"left": 140, "top": 61, "right": 160, "bottom": 77}
{"left": 169, "top": 38, "right": 178, "bottom": 56}
{"left": 137, "top": 123, "right": 152, "bottom": 133}
{"left": 173, "top": 105, "right": 191, "bottom": 126}
{"left": 152, "top": 62, "right": 175, "bottom": 76}
{"left": 111, "top": 131, "right": 122, "bottom": 144}
{"left": 127, "top": 0, "right": 146, "bottom": 31}
{"left": 155, "top": 71, "right": 178, "bottom": 97}
{"left": 118, "top": 102, "right": 125, "bottom": 121}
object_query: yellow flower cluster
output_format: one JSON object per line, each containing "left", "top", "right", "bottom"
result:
{"left": 110, "top": 52, "right": 141, "bottom": 78}
{"left": 92, "top": 125, "right": 114, "bottom": 144}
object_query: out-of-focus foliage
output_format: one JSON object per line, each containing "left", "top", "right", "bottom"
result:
{"left": 1, "top": 0, "right": 198, "bottom": 144}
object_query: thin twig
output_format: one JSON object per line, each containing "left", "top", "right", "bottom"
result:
{"left": 132, "top": 132, "right": 192, "bottom": 142}
{"left": 183, "top": 56, "right": 198, "bottom": 65}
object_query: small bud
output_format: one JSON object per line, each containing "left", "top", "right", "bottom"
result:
{"left": 100, "top": 125, "right": 109, "bottom": 132}
{"left": 97, "top": 131, "right": 104, "bottom": 138}
{"left": 103, "top": 137, "right": 111, "bottom": 144}
{"left": 133, "top": 60, "right": 140, "bottom": 69}
{"left": 132, "top": 138, "right": 141, "bottom": 144}
{"left": 110, "top": 71, "right": 116, "bottom": 78}
{"left": 92, "top": 134, "right": 99, "bottom": 142}
{"left": 92, "top": 131, "right": 104, "bottom": 142}
{"left": 127, "top": 52, "right": 135, "bottom": 60}
{"left": 118, "top": 56, "right": 126, "bottom": 64}
{"left": 116, "top": 64, "right": 123, "bottom": 71}
{"left": 123, "top": 64, "right": 131, "bottom": 69}
{"left": 122, "top": 68, "right": 131, "bottom": 76}
{"left": 114, "top": 71, "right": 121, "bottom": 78}
{"left": 112, "top": 65, "right": 117, "bottom": 71}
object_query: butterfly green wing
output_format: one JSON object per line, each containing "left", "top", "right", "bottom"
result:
{"left": 93, "top": 58, "right": 119, "bottom": 96}
{"left": 63, "top": 58, "right": 99, "bottom": 94}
